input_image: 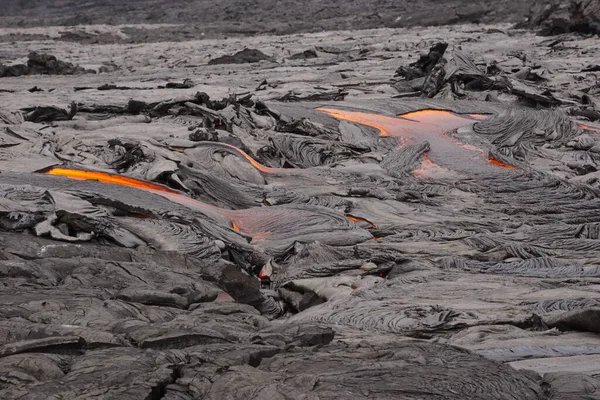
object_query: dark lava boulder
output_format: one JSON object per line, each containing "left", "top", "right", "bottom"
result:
{"left": 208, "top": 48, "right": 274, "bottom": 65}
{"left": 22, "top": 102, "right": 78, "bottom": 123}
{"left": 395, "top": 42, "right": 448, "bottom": 80}
{"left": 0, "top": 52, "right": 92, "bottom": 78}
{"left": 289, "top": 49, "right": 318, "bottom": 60}
{"left": 394, "top": 42, "right": 509, "bottom": 98}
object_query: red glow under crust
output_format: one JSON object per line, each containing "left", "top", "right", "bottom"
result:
{"left": 410, "top": 153, "right": 446, "bottom": 176}
{"left": 346, "top": 214, "right": 377, "bottom": 229}
{"left": 577, "top": 122, "right": 600, "bottom": 133}
{"left": 487, "top": 155, "right": 516, "bottom": 169}
{"left": 176, "top": 143, "right": 277, "bottom": 173}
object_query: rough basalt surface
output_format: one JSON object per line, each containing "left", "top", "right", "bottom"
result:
{"left": 0, "top": 19, "right": 600, "bottom": 400}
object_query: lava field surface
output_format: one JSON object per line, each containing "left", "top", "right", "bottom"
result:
{"left": 1, "top": 19, "right": 600, "bottom": 399}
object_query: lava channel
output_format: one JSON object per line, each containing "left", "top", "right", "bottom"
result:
{"left": 40, "top": 167, "right": 369, "bottom": 244}
{"left": 319, "top": 108, "right": 516, "bottom": 174}
{"left": 184, "top": 142, "right": 279, "bottom": 173}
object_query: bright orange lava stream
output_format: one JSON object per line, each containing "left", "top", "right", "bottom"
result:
{"left": 216, "top": 143, "right": 278, "bottom": 173}
{"left": 42, "top": 167, "right": 227, "bottom": 220}
{"left": 177, "top": 143, "right": 277, "bottom": 173}
{"left": 487, "top": 155, "right": 516, "bottom": 169}
{"left": 45, "top": 167, "right": 180, "bottom": 193}
{"left": 41, "top": 167, "right": 368, "bottom": 245}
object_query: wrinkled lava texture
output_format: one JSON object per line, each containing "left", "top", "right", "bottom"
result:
{"left": 1, "top": 8, "right": 600, "bottom": 400}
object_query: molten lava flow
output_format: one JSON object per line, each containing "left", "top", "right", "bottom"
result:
{"left": 411, "top": 153, "right": 446, "bottom": 177}
{"left": 346, "top": 215, "right": 377, "bottom": 229}
{"left": 468, "top": 113, "right": 490, "bottom": 120}
{"left": 398, "top": 109, "right": 482, "bottom": 132}
{"left": 40, "top": 167, "right": 315, "bottom": 245}
{"left": 318, "top": 107, "right": 395, "bottom": 136}
{"left": 42, "top": 167, "right": 226, "bottom": 217}
{"left": 42, "top": 167, "right": 280, "bottom": 241}
{"left": 44, "top": 167, "right": 180, "bottom": 194}
{"left": 216, "top": 143, "right": 278, "bottom": 173}
{"left": 319, "top": 107, "right": 516, "bottom": 176}
{"left": 487, "top": 155, "right": 516, "bottom": 169}
{"left": 577, "top": 122, "right": 600, "bottom": 133}
{"left": 182, "top": 143, "right": 277, "bottom": 173}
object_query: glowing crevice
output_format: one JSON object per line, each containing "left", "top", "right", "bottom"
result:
{"left": 346, "top": 214, "right": 377, "bottom": 229}
{"left": 207, "top": 142, "right": 279, "bottom": 173}
{"left": 487, "top": 155, "right": 516, "bottom": 169}
{"left": 174, "top": 142, "right": 278, "bottom": 173}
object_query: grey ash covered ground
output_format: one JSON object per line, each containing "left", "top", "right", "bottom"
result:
{"left": 1, "top": 1, "right": 600, "bottom": 399}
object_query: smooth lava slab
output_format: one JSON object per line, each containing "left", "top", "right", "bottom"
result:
{"left": 318, "top": 107, "right": 516, "bottom": 175}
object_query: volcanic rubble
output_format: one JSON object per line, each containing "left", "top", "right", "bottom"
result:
{"left": 0, "top": 20, "right": 600, "bottom": 400}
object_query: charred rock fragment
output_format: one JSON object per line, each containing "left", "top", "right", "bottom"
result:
{"left": 22, "top": 102, "right": 77, "bottom": 123}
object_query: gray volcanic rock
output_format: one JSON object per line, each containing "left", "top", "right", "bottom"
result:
{"left": 520, "top": 0, "right": 600, "bottom": 35}
{"left": 0, "top": 52, "right": 92, "bottom": 78}
{"left": 208, "top": 49, "right": 273, "bottom": 65}
{"left": 1, "top": 20, "right": 600, "bottom": 400}
{"left": 0, "top": 0, "right": 540, "bottom": 34}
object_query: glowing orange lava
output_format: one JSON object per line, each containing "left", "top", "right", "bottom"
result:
{"left": 42, "top": 167, "right": 352, "bottom": 247}
{"left": 346, "top": 214, "right": 377, "bottom": 229}
{"left": 318, "top": 107, "right": 395, "bottom": 136}
{"left": 399, "top": 109, "right": 482, "bottom": 132}
{"left": 319, "top": 107, "right": 516, "bottom": 175}
{"left": 42, "top": 167, "right": 229, "bottom": 221}
{"left": 410, "top": 153, "right": 447, "bottom": 177}
{"left": 217, "top": 143, "right": 277, "bottom": 173}
{"left": 44, "top": 167, "right": 180, "bottom": 194}
{"left": 468, "top": 113, "right": 490, "bottom": 120}
{"left": 487, "top": 155, "right": 516, "bottom": 169}
{"left": 183, "top": 142, "right": 277, "bottom": 173}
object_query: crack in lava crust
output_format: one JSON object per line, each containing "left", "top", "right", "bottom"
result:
{"left": 318, "top": 108, "right": 517, "bottom": 174}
